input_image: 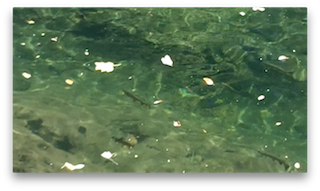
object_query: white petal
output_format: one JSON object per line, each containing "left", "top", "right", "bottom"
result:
{"left": 95, "top": 62, "right": 115, "bottom": 73}
{"left": 161, "top": 55, "right": 173, "bottom": 67}
{"left": 101, "top": 151, "right": 113, "bottom": 159}
{"left": 257, "top": 95, "right": 265, "bottom": 101}
{"left": 61, "top": 162, "right": 85, "bottom": 171}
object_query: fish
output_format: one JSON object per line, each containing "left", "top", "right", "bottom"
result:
{"left": 258, "top": 150, "right": 290, "bottom": 172}
{"left": 122, "top": 90, "right": 150, "bottom": 108}
{"left": 48, "top": 65, "right": 60, "bottom": 75}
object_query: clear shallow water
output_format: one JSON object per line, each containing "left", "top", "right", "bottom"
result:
{"left": 13, "top": 8, "right": 307, "bottom": 172}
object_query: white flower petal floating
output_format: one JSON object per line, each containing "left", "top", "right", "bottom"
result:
{"left": 22, "top": 72, "right": 31, "bottom": 79}
{"left": 95, "top": 61, "right": 115, "bottom": 73}
{"left": 239, "top": 11, "right": 246, "bottom": 16}
{"left": 61, "top": 162, "right": 85, "bottom": 171}
{"left": 101, "top": 151, "right": 113, "bottom": 159}
{"left": 153, "top": 100, "right": 163, "bottom": 105}
{"left": 275, "top": 122, "right": 282, "bottom": 126}
{"left": 203, "top": 77, "right": 214, "bottom": 86}
{"left": 257, "top": 95, "right": 265, "bottom": 101}
{"left": 173, "top": 121, "right": 181, "bottom": 127}
{"left": 278, "top": 55, "right": 289, "bottom": 61}
{"left": 252, "top": 7, "right": 265, "bottom": 12}
{"left": 161, "top": 55, "right": 173, "bottom": 67}
{"left": 26, "top": 20, "right": 35, "bottom": 24}
{"left": 65, "top": 79, "right": 74, "bottom": 86}
{"left": 101, "top": 151, "right": 119, "bottom": 165}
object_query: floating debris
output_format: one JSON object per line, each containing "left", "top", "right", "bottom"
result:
{"left": 101, "top": 151, "right": 118, "bottom": 165}
{"left": 95, "top": 61, "right": 121, "bottom": 73}
{"left": 203, "top": 77, "right": 214, "bottom": 86}
{"left": 84, "top": 49, "right": 89, "bottom": 56}
{"left": 22, "top": 72, "right": 31, "bottom": 79}
{"left": 173, "top": 121, "right": 181, "bottom": 127}
{"left": 65, "top": 79, "right": 74, "bottom": 86}
{"left": 278, "top": 55, "right": 289, "bottom": 61}
{"left": 161, "top": 55, "right": 173, "bottom": 67}
{"left": 257, "top": 95, "right": 265, "bottom": 101}
{"left": 275, "top": 122, "right": 282, "bottom": 126}
{"left": 26, "top": 20, "right": 35, "bottom": 24}
{"left": 61, "top": 162, "right": 85, "bottom": 171}
{"left": 252, "top": 7, "right": 265, "bottom": 12}
{"left": 239, "top": 11, "right": 246, "bottom": 16}
{"left": 51, "top": 37, "right": 58, "bottom": 42}
{"left": 153, "top": 100, "right": 163, "bottom": 105}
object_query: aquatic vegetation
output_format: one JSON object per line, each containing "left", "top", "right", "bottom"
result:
{"left": 179, "top": 87, "right": 200, "bottom": 98}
